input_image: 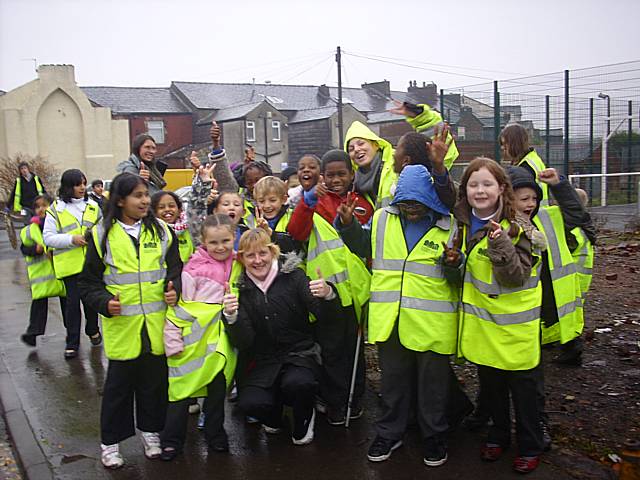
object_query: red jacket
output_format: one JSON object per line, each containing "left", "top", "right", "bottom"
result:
{"left": 288, "top": 190, "right": 374, "bottom": 241}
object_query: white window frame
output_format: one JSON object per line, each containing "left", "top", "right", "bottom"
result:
{"left": 245, "top": 121, "right": 256, "bottom": 142}
{"left": 272, "top": 120, "right": 281, "bottom": 141}
{"left": 457, "top": 126, "right": 466, "bottom": 141}
{"left": 146, "top": 120, "right": 165, "bottom": 144}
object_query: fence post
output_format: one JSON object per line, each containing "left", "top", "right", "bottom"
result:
{"left": 494, "top": 81, "right": 500, "bottom": 162}
{"left": 564, "top": 70, "right": 570, "bottom": 176}
{"left": 629, "top": 100, "right": 633, "bottom": 203}
{"left": 589, "top": 97, "right": 594, "bottom": 196}
{"left": 545, "top": 95, "right": 550, "bottom": 165}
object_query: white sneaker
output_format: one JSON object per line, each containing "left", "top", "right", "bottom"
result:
{"left": 188, "top": 402, "right": 201, "bottom": 415}
{"left": 292, "top": 409, "right": 315, "bottom": 446}
{"left": 140, "top": 431, "right": 161, "bottom": 459}
{"left": 101, "top": 443, "right": 124, "bottom": 469}
{"left": 263, "top": 425, "right": 283, "bottom": 435}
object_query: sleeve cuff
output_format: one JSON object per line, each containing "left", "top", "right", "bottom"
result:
{"left": 434, "top": 171, "right": 449, "bottom": 185}
{"left": 224, "top": 312, "right": 238, "bottom": 324}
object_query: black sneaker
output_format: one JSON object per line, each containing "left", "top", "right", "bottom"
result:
{"left": 423, "top": 436, "right": 448, "bottom": 467}
{"left": 541, "top": 421, "right": 552, "bottom": 452}
{"left": 20, "top": 334, "right": 36, "bottom": 347}
{"left": 367, "top": 436, "right": 403, "bottom": 462}
{"left": 552, "top": 349, "right": 582, "bottom": 366}
{"left": 348, "top": 405, "right": 364, "bottom": 420}
{"left": 292, "top": 409, "right": 315, "bottom": 445}
{"left": 327, "top": 408, "right": 346, "bottom": 426}
{"left": 208, "top": 431, "right": 229, "bottom": 453}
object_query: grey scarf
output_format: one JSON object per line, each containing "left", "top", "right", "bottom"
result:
{"left": 354, "top": 151, "right": 383, "bottom": 202}
{"left": 129, "top": 154, "right": 167, "bottom": 192}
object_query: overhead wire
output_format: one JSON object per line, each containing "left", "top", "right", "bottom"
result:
{"left": 278, "top": 55, "right": 334, "bottom": 84}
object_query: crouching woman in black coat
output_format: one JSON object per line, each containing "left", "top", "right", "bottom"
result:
{"left": 222, "top": 228, "right": 340, "bottom": 446}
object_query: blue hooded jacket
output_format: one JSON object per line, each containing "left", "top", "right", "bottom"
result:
{"left": 390, "top": 165, "right": 450, "bottom": 216}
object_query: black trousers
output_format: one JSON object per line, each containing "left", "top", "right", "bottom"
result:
{"left": 101, "top": 353, "right": 168, "bottom": 445}
{"left": 26, "top": 296, "right": 66, "bottom": 336}
{"left": 376, "top": 325, "right": 451, "bottom": 441}
{"left": 477, "top": 364, "right": 543, "bottom": 456}
{"left": 63, "top": 274, "right": 99, "bottom": 350}
{"left": 238, "top": 364, "right": 317, "bottom": 429}
{"left": 161, "top": 372, "right": 227, "bottom": 451}
{"left": 313, "top": 305, "right": 365, "bottom": 413}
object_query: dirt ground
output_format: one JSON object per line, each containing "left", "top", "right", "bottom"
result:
{"left": 365, "top": 228, "right": 640, "bottom": 479}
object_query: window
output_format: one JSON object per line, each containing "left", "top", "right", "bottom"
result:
{"left": 246, "top": 121, "right": 256, "bottom": 142}
{"left": 457, "top": 126, "right": 466, "bottom": 141}
{"left": 146, "top": 120, "right": 165, "bottom": 144}
{"left": 272, "top": 120, "right": 281, "bottom": 141}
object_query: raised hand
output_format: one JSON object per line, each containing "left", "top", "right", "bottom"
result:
{"left": 164, "top": 280, "right": 177, "bottom": 306}
{"left": 139, "top": 161, "right": 151, "bottom": 181}
{"left": 210, "top": 121, "right": 221, "bottom": 149}
{"left": 108, "top": 292, "right": 121, "bottom": 316}
{"left": 337, "top": 189, "right": 357, "bottom": 226}
{"left": 71, "top": 234, "right": 87, "bottom": 247}
{"left": 198, "top": 162, "right": 217, "bottom": 183}
{"left": 427, "top": 124, "right": 451, "bottom": 175}
{"left": 189, "top": 151, "right": 201, "bottom": 171}
{"left": 222, "top": 281, "right": 239, "bottom": 315}
{"left": 255, "top": 206, "right": 273, "bottom": 236}
{"left": 389, "top": 99, "right": 412, "bottom": 117}
{"left": 315, "top": 175, "right": 328, "bottom": 197}
{"left": 538, "top": 168, "right": 560, "bottom": 186}
{"left": 441, "top": 241, "right": 461, "bottom": 265}
{"left": 488, "top": 220, "right": 503, "bottom": 240}
{"left": 309, "top": 267, "right": 331, "bottom": 298}
{"left": 35, "top": 243, "right": 44, "bottom": 254}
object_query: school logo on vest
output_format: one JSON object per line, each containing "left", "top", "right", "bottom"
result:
{"left": 143, "top": 241, "right": 158, "bottom": 249}
{"left": 422, "top": 239, "right": 440, "bottom": 251}
{"left": 476, "top": 247, "right": 490, "bottom": 258}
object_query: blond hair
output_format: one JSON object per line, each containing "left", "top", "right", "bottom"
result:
{"left": 253, "top": 175, "right": 287, "bottom": 199}
{"left": 237, "top": 228, "right": 281, "bottom": 264}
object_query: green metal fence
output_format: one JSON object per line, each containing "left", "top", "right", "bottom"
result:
{"left": 440, "top": 61, "right": 640, "bottom": 206}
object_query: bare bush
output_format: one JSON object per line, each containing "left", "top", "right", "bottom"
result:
{"left": 0, "top": 153, "right": 60, "bottom": 204}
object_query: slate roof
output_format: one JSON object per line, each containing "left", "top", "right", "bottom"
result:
{"left": 288, "top": 106, "right": 338, "bottom": 124}
{"left": 80, "top": 86, "right": 189, "bottom": 114}
{"left": 197, "top": 101, "right": 265, "bottom": 125}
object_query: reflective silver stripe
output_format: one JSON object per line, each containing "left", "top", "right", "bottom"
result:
{"left": 104, "top": 268, "right": 166, "bottom": 286}
{"left": 60, "top": 223, "right": 78, "bottom": 233}
{"left": 401, "top": 296, "right": 457, "bottom": 313}
{"left": 464, "top": 270, "right": 539, "bottom": 296}
{"left": 377, "top": 197, "right": 392, "bottom": 209}
{"left": 537, "top": 209, "right": 576, "bottom": 281}
{"left": 307, "top": 226, "right": 344, "bottom": 261}
{"left": 576, "top": 266, "right": 592, "bottom": 275}
{"left": 447, "top": 220, "right": 458, "bottom": 245}
{"left": 183, "top": 311, "right": 221, "bottom": 347}
{"left": 119, "top": 301, "right": 166, "bottom": 316}
{"left": 31, "top": 274, "right": 57, "bottom": 284}
{"left": 81, "top": 220, "right": 95, "bottom": 228}
{"left": 418, "top": 121, "right": 444, "bottom": 138}
{"left": 372, "top": 258, "right": 443, "bottom": 279}
{"left": 53, "top": 246, "right": 80, "bottom": 256}
{"left": 245, "top": 214, "right": 256, "bottom": 229}
{"left": 173, "top": 305, "right": 196, "bottom": 322}
{"left": 374, "top": 210, "right": 389, "bottom": 261}
{"left": 540, "top": 198, "right": 550, "bottom": 207}
{"left": 159, "top": 224, "right": 170, "bottom": 268}
{"left": 325, "top": 270, "right": 349, "bottom": 286}
{"left": 25, "top": 226, "right": 33, "bottom": 242}
{"left": 25, "top": 256, "right": 47, "bottom": 266}
{"left": 557, "top": 297, "right": 583, "bottom": 318}
{"left": 370, "top": 290, "right": 401, "bottom": 303}
{"left": 168, "top": 343, "right": 219, "bottom": 377}
{"left": 464, "top": 303, "right": 539, "bottom": 326}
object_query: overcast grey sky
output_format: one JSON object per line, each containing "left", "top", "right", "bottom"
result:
{"left": 2, "top": 0, "right": 639, "bottom": 93}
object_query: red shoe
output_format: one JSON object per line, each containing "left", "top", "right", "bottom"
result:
{"left": 513, "top": 455, "right": 540, "bottom": 473}
{"left": 480, "top": 444, "right": 504, "bottom": 462}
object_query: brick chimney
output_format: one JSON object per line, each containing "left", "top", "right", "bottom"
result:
{"left": 362, "top": 80, "right": 391, "bottom": 99}
{"left": 317, "top": 84, "right": 331, "bottom": 98}
{"left": 407, "top": 81, "right": 437, "bottom": 106}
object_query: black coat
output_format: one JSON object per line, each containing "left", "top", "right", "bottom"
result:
{"left": 223, "top": 257, "right": 340, "bottom": 389}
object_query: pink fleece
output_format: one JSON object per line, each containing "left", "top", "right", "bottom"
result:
{"left": 164, "top": 246, "right": 235, "bottom": 357}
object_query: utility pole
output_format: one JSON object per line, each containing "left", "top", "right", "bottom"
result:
{"left": 336, "top": 46, "right": 344, "bottom": 149}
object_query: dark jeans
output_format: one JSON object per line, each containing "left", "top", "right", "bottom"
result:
{"left": 101, "top": 353, "right": 168, "bottom": 445}
{"left": 63, "top": 274, "right": 99, "bottom": 350}
{"left": 313, "top": 305, "right": 365, "bottom": 413}
{"left": 376, "top": 325, "right": 451, "bottom": 441}
{"left": 477, "top": 364, "right": 543, "bottom": 456}
{"left": 238, "top": 364, "right": 317, "bottom": 429}
{"left": 161, "top": 373, "right": 227, "bottom": 451}
{"left": 26, "top": 296, "right": 66, "bottom": 336}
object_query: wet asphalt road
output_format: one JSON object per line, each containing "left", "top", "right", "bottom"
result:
{"left": 0, "top": 236, "right": 572, "bottom": 480}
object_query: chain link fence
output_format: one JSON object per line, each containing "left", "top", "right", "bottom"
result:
{"left": 440, "top": 61, "right": 640, "bottom": 206}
